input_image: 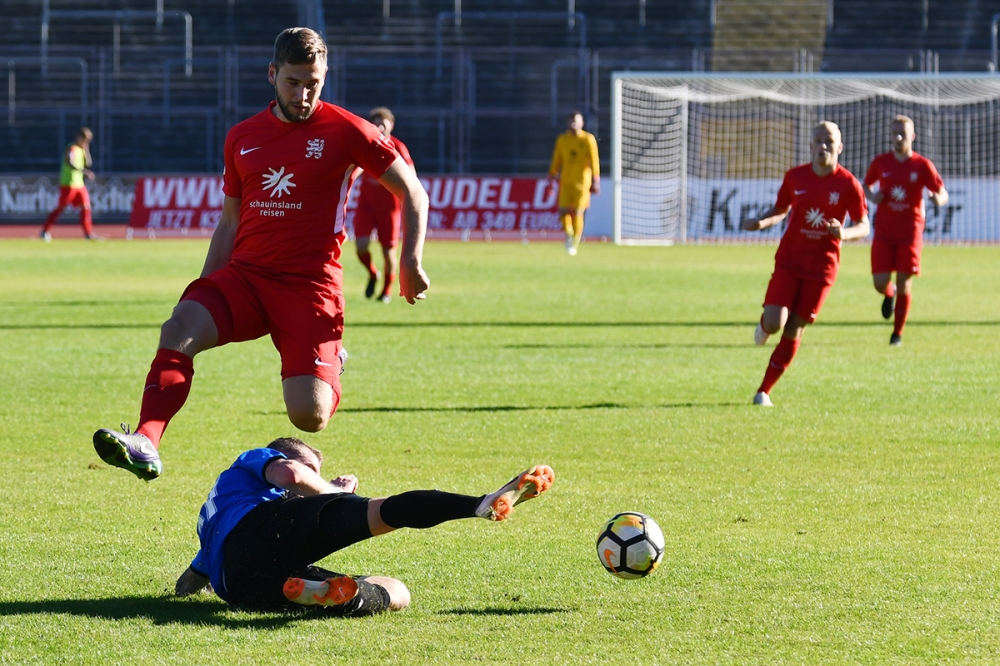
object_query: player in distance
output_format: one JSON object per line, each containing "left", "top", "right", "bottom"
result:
{"left": 353, "top": 107, "right": 415, "bottom": 303}
{"left": 547, "top": 110, "right": 600, "bottom": 256}
{"left": 93, "top": 28, "right": 430, "bottom": 481}
{"left": 742, "top": 122, "right": 870, "bottom": 406}
{"left": 40, "top": 127, "right": 100, "bottom": 241}
{"left": 173, "top": 436, "right": 554, "bottom": 616}
{"left": 862, "top": 115, "right": 948, "bottom": 346}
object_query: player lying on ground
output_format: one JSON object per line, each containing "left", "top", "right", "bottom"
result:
{"left": 862, "top": 115, "right": 948, "bottom": 346}
{"left": 174, "top": 437, "right": 555, "bottom": 616}
{"left": 93, "top": 27, "right": 429, "bottom": 481}
{"left": 742, "top": 121, "right": 870, "bottom": 406}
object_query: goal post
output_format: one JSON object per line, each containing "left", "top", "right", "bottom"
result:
{"left": 611, "top": 72, "right": 1000, "bottom": 245}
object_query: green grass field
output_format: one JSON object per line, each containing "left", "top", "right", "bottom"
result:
{"left": 1, "top": 238, "right": 998, "bottom": 665}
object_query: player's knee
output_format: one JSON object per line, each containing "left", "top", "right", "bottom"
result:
{"left": 158, "top": 315, "right": 187, "bottom": 348}
{"left": 379, "top": 578, "right": 410, "bottom": 611}
{"left": 761, "top": 314, "right": 783, "bottom": 335}
{"left": 287, "top": 408, "right": 329, "bottom": 433}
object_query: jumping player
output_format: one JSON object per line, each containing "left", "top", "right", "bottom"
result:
{"left": 92, "top": 28, "right": 430, "bottom": 480}
{"left": 173, "top": 437, "right": 554, "bottom": 616}
{"left": 547, "top": 110, "right": 600, "bottom": 256}
{"left": 353, "top": 107, "right": 415, "bottom": 303}
{"left": 41, "top": 127, "right": 99, "bottom": 241}
{"left": 742, "top": 121, "right": 870, "bottom": 406}
{"left": 863, "top": 115, "right": 947, "bottom": 346}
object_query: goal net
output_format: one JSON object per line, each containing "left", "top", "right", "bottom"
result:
{"left": 611, "top": 73, "right": 1000, "bottom": 245}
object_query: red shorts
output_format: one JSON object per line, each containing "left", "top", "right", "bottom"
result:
{"left": 57, "top": 185, "right": 90, "bottom": 209}
{"left": 353, "top": 207, "right": 400, "bottom": 248}
{"left": 180, "top": 264, "right": 346, "bottom": 401}
{"left": 763, "top": 266, "right": 833, "bottom": 324}
{"left": 871, "top": 238, "right": 921, "bottom": 276}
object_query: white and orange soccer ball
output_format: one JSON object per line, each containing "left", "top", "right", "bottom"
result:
{"left": 596, "top": 512, "right": 665, "bottom": 579}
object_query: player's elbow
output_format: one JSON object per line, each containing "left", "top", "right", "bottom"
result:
{"left": 266, "top": 459, "right": 317, "bottom": 488}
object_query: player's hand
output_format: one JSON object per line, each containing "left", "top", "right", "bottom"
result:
{"left": 741, "top": 217, "right": 761, "bottom": 231}
{"left": 870, "top": 191, "right": 883, "bottom": 204}
{"left": 827, "top": 218, "right": 844, "bottom": 239}
{"left": 399, "top": 257, "right": 430, "bottom": 304}
{"left": 590, "top": 179, "right": 601, "bottom": 195}
{"left": 84, "top": 169, "right": 96, "bottom": 181}
{"left": 330, "top": 474, "right": 358, "bottom": 494}
{"left": 175, "top": 566, "right": 211, "bottom": 596}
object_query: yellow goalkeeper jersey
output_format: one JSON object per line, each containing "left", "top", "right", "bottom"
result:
{"left": 548, "top": 130, "right": 600, "bottom": 209}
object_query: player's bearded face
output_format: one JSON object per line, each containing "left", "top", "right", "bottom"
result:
{"left": 269, "top": 60, "right": 327, "bottom": 123}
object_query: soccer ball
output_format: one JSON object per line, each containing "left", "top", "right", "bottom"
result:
{"left": 596, "top": 512, "right": 665, "bottom": 579}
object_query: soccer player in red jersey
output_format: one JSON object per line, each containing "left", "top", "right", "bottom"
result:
{"left": 353, "top": 107, "right": 415, "bottom": 303}
{"left": 92, "top": 28, "right": 430, "bottom": 480}
{"left": 742, "top": 122, "right": 870, "bottom": 406}
{"left": 863, "top": 115, "right": 947, "bottom": 346}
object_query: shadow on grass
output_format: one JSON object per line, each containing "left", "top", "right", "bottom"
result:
{"left": 0, "top": 597, "right": 572, "bottom": 624}
{"left": 439, "top": 607, "right": 570, "bottom": 616}
{"left": 505, "top": 342, "right": 747, "bottom": 349}
{"left": 0, "top": 596, "right": 310, "bottom": 628}
{"left": 327, "top": 401, "right": 744, "bottom": 414}
{"left": 2, "top": 319, "right": 998, "bottom": 331}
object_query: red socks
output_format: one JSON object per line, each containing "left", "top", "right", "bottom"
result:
{"left": 758, "top": 336, "right": 800, "bottom": 395}
{"left": 357, "top": 249, "right": 376, "bottom": 277}
{"left": 81, "top": 208, "right": 94, "bottom": 236}
{"left": 381, "top": 270, "right": 396, "bottom": 298}
{"left": 135, "top": 349, "right": 194, "bottom": 448}
{"left": 894, "top": 292, "right": 911, "bottom": 337}
{"left": 884, "top": 281, "right": 895, "bottom": 298}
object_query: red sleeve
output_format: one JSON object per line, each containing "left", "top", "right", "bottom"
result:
{"left": 848, "top": 176, "right": 868, "bottom": 224}
{"left": 222, "top": 128, "right": 241, "bottom": 199}
{"left": 342, "top": 112, "right": 398, "bottom": 180}
{"left": 393, "top": 138, "right": 414, "bottom": 168}
{"left": 774, "top": 170, "right": 794, "bottom": 210}
{"left": 862, "top": 156, "right": 879, "bottom": 187}
{"left": 923, "top": 158, "right": 944, "bottom": 194}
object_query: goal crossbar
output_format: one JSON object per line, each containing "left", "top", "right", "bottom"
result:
{"left": 612, "top": 72, "right": 1000, "bottom": 245}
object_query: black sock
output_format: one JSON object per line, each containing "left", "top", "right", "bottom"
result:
{"left": 379, "top": 490, "right": 482, "bottom": 529}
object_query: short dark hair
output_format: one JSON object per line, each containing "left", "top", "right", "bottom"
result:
{"left": 273, "top": 28, "right": 327, "bottom": 70}
{"left": 568, "top": 110, "right": 583, "bottom": 122}
{"left": 77, "top": 127, "right": 93, "bottom": 141}
{"left": 369, "top": 107, "right": 395, "bottom": 125}
{"left": 266, "top": 437, "right": 323, "bottom": 466}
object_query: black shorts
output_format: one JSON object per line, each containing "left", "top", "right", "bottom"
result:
{"left": 221, "top": 493, "right": 390, "bottom": 615}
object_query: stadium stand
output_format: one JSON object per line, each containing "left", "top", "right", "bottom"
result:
{"left": 2, "top": 0, "right": 1000, "bottom": 175}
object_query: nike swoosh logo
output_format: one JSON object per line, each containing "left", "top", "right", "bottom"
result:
{"left": 315, "top": 358, "right": 334, "bottom": 367}
{"left": 240, "top": 147, "right": 261, "bottom": 155}
{"left": 794, "top": 190, "right": 807, "bottom": 195}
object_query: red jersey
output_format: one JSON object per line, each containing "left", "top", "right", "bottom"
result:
{"left": 772, "top": 163, "right": 867, "bottom": 285}
{"left": 355, "top": 135, "right": 413, "bottom": 220}
{"left": 222, "top": 101, "right": 398, "bottom": 278}
{"left": 863, "top": 151, "right": 944, "bottom": 244}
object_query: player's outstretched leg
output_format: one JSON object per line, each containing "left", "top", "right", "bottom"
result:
{"left": 475, "top": 465, "right": 555, "bottom": 521}
{"left": 283, "top": 576, "right": 359, "bottom": 607}
{"left": 92, "top": 425, "right": 162, "bottom": 481}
